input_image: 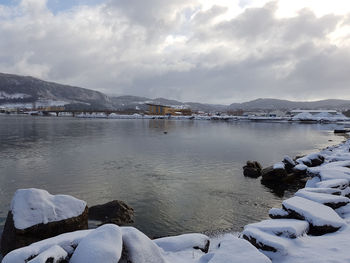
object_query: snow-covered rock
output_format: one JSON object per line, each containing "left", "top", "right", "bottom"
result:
{"left": 11, "top": 188, "right": 87, "bottom": 230}
{"left": 296, "top": 153, "right": 324, "bottom": 167}
{"left": 199, "top": 234, "right": 271, "bottom": 263}
{"left": 154, "top": 233, "right": 210, "bottom": 253}
{"left": 283, "top": 156, "right": 296, "bottom": 172}
{"left": 305, "top": 177, "right": 321, "bottom": 188}
{"left": 273, "top": 162, "right": 285, "bottom": 170}
{"left": 1, "top": 188, "right": 88, "bottom": 255}
{"left": 282, "top": 196, "right": 346, "bottom": 235}
{"left": 315, "top": 179, "right": 349, "bottom": 190}
{"left": 2, "top": 230, "right": 91, "bottom": 263}
{"left": 70, "top": 224, "right": 122, "bottom": 263}
{"left": 244, "top": 219, "right": 309, "bottom": 239}
{"left": 295, "top": 189, "right": 350, "bottom": 209}
{"left": 303, "top": 187, "right": 342, "bottom": 196}
{"left": 293, "top": 164, "right": 308, "bottom": 174}
{"left": 121, "top": 227, "right": 168, "bottom": 263}
{"left": 242, "top": 227, "right": 291, "bottom": 255}
{"left": 308, "top": 166, "right": 350, "bottom": 181}
{"left": 268, "top": 208, "right": 290, "bottom": 219}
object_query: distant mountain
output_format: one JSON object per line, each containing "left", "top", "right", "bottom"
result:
{"left": 110, "top": 96, "right": 228, "bottom": 112}
{"left": 0, "top": 73, "right": 225, "bottom": 112}
{"left": 229, "top": 98, "right": 350, "bottom": 111}
{"left": 0, "top": 72, "right": 113, "bottom": 109}
{"left": 1, "top": 73, "right": 350, "bottom": 112}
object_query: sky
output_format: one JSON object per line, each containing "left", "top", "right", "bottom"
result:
{"left": 0, "top": 0, "right": 350, "bottom": 104}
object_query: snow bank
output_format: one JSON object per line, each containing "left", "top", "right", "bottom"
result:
{"left": 70, "top": 224, "right": 122, "bottom": 263}
{"left": 292, "top": 112, "right": 314, "bottom": 121}
{"left": 11, "top": 188, "right": 87, "bottom": 229}
{"left": 154, "top": 233, "right": 209, "bottom": 253}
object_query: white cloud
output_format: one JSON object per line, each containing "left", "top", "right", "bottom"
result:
{"left": 0, "top": 0, "right": 350, "bottom": 104}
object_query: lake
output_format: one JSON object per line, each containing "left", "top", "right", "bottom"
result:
{"left": 0, "top": 115, "right": 346, "bottom": 238}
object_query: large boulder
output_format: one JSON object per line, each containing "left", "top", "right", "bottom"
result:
{"left": 282, "top": 196, "right": 345, "bottom": 235}
{"left": 261, "top": 165, "right": 287, "bottom": 182}
{"left": 243, "top": 161, "right": 262, "bottom": 178}
{"left": 1, "top": 189, "right": 88, "bottom": 255}
{"left": 292, "top": 164, "right": 308, "bottom": 176}
{"left": 88, "top": 200, "right": 134, "bottom": 226}
{"left": 296, "top": 154, "right": 324, "bottom": 167}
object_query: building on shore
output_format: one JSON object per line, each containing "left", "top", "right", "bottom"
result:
{"left": 147, "top": 104, "right": 192, "bottom": 116}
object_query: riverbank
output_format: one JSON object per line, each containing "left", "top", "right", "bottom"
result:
{"left": 2, "top": 139, "right": 350, "bottom": 262}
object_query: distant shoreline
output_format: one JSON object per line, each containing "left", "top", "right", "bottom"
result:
{"left": 1, "top": 112, "right": 350, "bottom": 124}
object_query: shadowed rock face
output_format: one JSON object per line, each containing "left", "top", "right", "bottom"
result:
{"left": 0, "top": 206, "right": 88, "bottom": 256}
{"left": 243, "top": 161, "right": 262, "bottom": 178}
{"left": 88, "top": 200, "right": 134, "bottom": 226}
{"left": 242, "top": 235, "right": 277, "bottom": 252}
{"left": 261, "top": 166, "right": 287, "bottom": 182}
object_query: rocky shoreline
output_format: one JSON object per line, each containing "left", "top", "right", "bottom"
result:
{"left": 243, "top": 151, "right": 326, "bottom": 194}
{"left": 2, "top": 139, "right": 350, "bottom": 262}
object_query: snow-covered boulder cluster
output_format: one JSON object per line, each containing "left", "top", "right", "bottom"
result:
{"left": 242, "top": 139, "right": 350, "bottom": 262}
{"left": 1, "top": 189, "right": 272, "bottom": 263}
{"left": 2, "top": 225, "right": 273, "bottom": 263}
{"left": 259, "top": 153, "right": 325, "bottom": 183}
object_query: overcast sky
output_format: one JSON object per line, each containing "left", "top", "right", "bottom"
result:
{"left": 1, "top": 0, "right": 350, "bottom": 104}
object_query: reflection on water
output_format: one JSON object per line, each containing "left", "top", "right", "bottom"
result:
{"left": 0, "top": 115, "right": 346, "bottom": 237}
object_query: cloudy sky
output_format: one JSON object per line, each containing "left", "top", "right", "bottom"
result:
{"left": 0, "top": 0, "right": 350, "bottom": 104}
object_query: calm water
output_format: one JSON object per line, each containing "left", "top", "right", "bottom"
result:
{"left": 0, "top": 115, "right": 346, "bottom": 238}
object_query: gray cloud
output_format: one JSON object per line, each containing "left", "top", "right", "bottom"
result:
{"left": 0, "top": 0, "right": 349, "bottom": 104}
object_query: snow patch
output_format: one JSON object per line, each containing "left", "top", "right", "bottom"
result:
{"left": 11, "top": 188, "right": 87, "bottom": 229}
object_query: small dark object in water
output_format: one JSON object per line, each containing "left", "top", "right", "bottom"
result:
{"left": 334, "top": 129, "right": 350, "bottom": 134}
{"left": 163, "top": 131, "right": 168, "bottom": 134}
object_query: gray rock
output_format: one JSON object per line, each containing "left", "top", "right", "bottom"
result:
{"left": 88, "top": 200, "right": 134, "bottom": 226}
{"left": 243, "top": 161, "right": 262, "bottom": 178}
{"left": 261, "top": 166, "right": 287, "bottom": 182}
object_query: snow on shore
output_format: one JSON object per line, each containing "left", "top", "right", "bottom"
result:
{"left": 74, "top": 112, "right": 350, "bottom": 123}
{"left": 4, "top": 139, "right": 350, "bottom": 262}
